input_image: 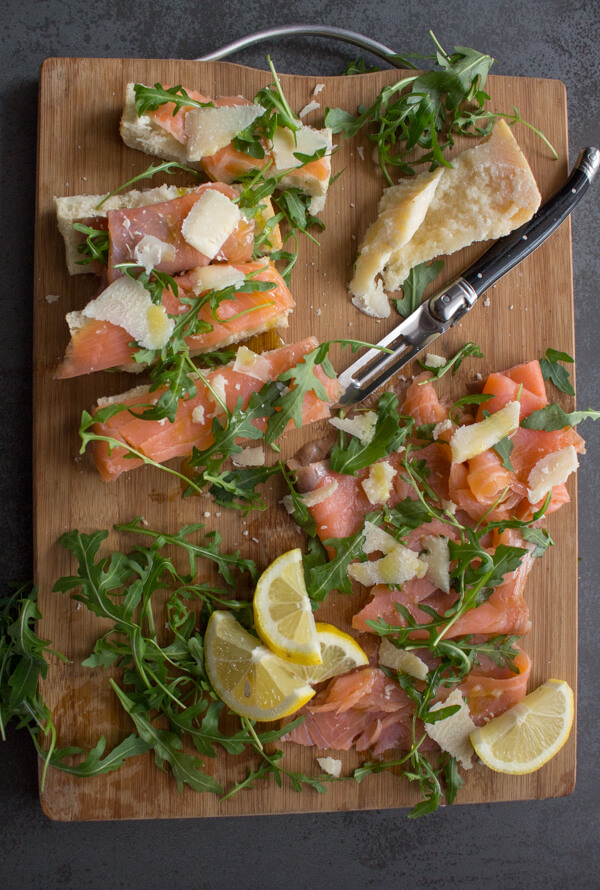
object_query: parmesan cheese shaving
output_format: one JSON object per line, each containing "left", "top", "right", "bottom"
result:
{"left": 190, "top": 264, "right": 246, "bottom": 294}
{"left": 527, "top": 445, "right": 579, "bottom": 504}
{"left": 424, "top": 353, "right": 447, "bottom": 368}
{"left": 133, "top": 234, "right": 176, "bottom": 274}
{"left": 231, "top": 446, "right": 265, "bottom": 468}
{"left": 328, "top": 411, "right": 377, "bottom": 446}
{"left": 433, "top": 419, "right": 453, "bottom": 440}
{"left": 361, "top": 460, "right": 397, "bottom": 505}
{"left": 450, "top": 401, "right": 520, "bottom": 464}
{"left": 184, "top": 103, "right": 265, "bottom": 160}
{"left": 181, "top": 190, "right": 241, "bottom": 259}
{"left": 348, "top": 542, "right": 426, "bottom": 587}
{"left": 81, "top": 277, "right": 174, "bottom": 350}
{"left": 420, "top": 534, "right": 450, "bottom": 593}
{"left": 271, "top": 124, "right": 329, "bottom": 172}
{"left": 378, "top": 638, "right": 429, "bottom": 681}
{"left": 316, "top": 757, "right": 342, "bottom": 777}
{"left": 299, "top": 480, "right": 339, "bottom": 507}
{"left": 361, "top": 521, "right": 399, "bottom": 556}
{"left": 191, "top": 404, "right": 205, "bottom": 425}
{"left": 424, "top": 689, "right": 477, "bottom": 769}
{"left": 299, "top": 100, "right": 321, "bottom": 118}
{"left": 232, "top": 346, "right": 273, "bottom": 382}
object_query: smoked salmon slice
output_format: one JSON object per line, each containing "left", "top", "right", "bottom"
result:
{"left": 91, "top": 337, "right": 342, "bottom": 482}
{"left": 106, "top": 183, "right": 254, "bottom": 282}
{"left": 55, "top": 260, "right": 294, "bottom": 378}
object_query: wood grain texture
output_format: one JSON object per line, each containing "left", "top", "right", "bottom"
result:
{"left": 33, "top": 57, "right": 576, "bottom": 821}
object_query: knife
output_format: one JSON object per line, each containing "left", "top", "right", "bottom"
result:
{"left": 338, "top": 146, "right": 600, "bottom": 405}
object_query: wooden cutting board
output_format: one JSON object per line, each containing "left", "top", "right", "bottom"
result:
{"left": 33, "top": 57, "right": 577, "bottom": 821}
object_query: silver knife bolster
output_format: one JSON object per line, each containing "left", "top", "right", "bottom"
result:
{"left": 428, "top": 276, "right": 479, "bottom": 325}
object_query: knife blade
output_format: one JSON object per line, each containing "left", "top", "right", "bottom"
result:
{"left": 338, "top": 146, "right": 600, "bottom": 406}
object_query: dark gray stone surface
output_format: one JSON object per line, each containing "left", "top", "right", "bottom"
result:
{"left": 1, "top": 1, "right": 598, "bottom": 887}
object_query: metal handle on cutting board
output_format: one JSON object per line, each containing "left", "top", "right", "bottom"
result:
{"left": 196, "top": 25, "right": 405, "bottom": 67}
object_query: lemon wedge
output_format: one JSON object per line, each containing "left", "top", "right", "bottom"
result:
{"left": 292, "top": 623, "right": 369, "bottom": 685}
{"left": 204, "top": 611, "right": 315, "bottom": 722}
{"left": 253, "top": 548, "right": 322, "bottom": 666}
{"left": 470, "top": 679, "right": 574, "bottom": 774}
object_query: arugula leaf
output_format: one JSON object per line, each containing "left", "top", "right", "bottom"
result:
{"left": 418, "top": 342, "right": 484, "bottom": 381}
{"left": 540, "top": 348, "right": 575, "bottom": 396}
{"left": 133, "top": 83, "right": 215, "bottom": 116}
{"left": 521, "top": 526, "right": 554, "bottom": 557}
{"left": 307, "top": 528, "right": 369, "bottom": 601}
{"left": 492, "top": 436, "right": 514, "bottom": 471}
{"left": 393, "top": 260, "right": 444, "bottom": 317}
{"left": 73, "top": 223, "right": 109, "bottom": 267}
{"left": 40, "top": 734, "right": 151, "bottom": 777}
{"left": 208, "top": 464, "right": 281, "bottom": 513}
{"left": 521, "top": 404, "right": 600, "bottom": 431}
{"left": 94, "top": 160, "right": 204, "bottom": 210}
{"left": 450, "top": 392, "right": 493, "bottom": 423}
{"left": 329, "top": 393, "right": 410, "bottom": 475}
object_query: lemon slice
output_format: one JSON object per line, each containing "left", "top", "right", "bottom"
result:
{"left": 204, "top": 611, "right": 315, "bottom": 722}
{"left": 253, "top": 548, "right": 321, "bottom": 666}
{"left": 470, "top": 679, "right": 574, "bottom": 774}
{"left": 291, "top": 623, "right": 369, "bottom": 684}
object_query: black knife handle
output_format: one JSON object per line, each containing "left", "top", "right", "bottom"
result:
{"left": 462, "top": 146, "right": 600, "bottom": 297}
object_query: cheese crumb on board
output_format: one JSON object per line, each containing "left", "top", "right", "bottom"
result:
{"left": 361, "top": 460, "right": 397, "bottom": 505}
{"left": 424, "top": 353, "right": 446, "bottom": 368}
{"left": 527, "top": 445, "right": 579, "bottom": 504}
{"left": 81, "top": 276, "right": 174, "bottom": 350}
{"left": 378, "top": 638, "right": 429, "bottom": 681}
{"left": 184, "top": 103, "right": 265, "bottom": 161}
{"left": 424, "top": 689, "right": 477, "bottom": 769}
{"left": 317, "top": 757, "right": 342, "bottom": 777}
{"left": 181, "top": 190, "right": 241, "bottom": 259}
{"left": 450, "top": 401, "right": 520, "bottom": 464}
{"left": 299, "top": 100, "right": 321, "bottom": 118}
{"left": 231, "top": 446, "right": 265, "bottom": 468}
{"left": 329, "top": 411, "right": 377, "bottom": 445}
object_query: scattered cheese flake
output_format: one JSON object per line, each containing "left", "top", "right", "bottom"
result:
{"left": 378, "top": 638, "right": 428, "bottom": 680}
{"left": 433, "top": 419, "right": 453, "bottom": 440}
{"left": 45, "top": 294, "right": 60, "bottom": 303}
{"left": 349, "top": 540, "right": 426, "bottom": 587}
{"left": 361, "top": 521, "right": 399, "bottom": 555}
{"left": 191, "top": 264, "right": 246, "bottom": 294}
{"left": 357, "top": 145, "right": 365, "bottom": 161}
{"left": 281, "top": 494, "right": 295, "bottom": 514}
{"left": 181, "top": 190, "right": 241, "bottom": 259}
{"left": 299, "top": 480, "right": 339, "bottom": 508}
{"left": 527, "top": 445, "right": 579, "bottom": 504}
{"left": 184, "top": 103, "right": 265, "bottom": 160}
{"left": 361, "top": 460, "right": 397, "bottom": 505}
{"left": 313, "top": 83, "right": 325, "bottom": 95}
{"left": 133, "top": 234, "right": 176, "bottom": 275}
{"left": 442, "top": 498, "right": 458, "bottom": 515}
{"left": 299, "top": 99, "right": 321, "bottom": 118}
{"left": 450, "top": 401, "right": 520, "bottom": 464}
{"left": 424, "top": 352, "right": 447, "bottom": 368}
{"left": 82, "top": 277, "right": 174, "bottom": 349}
{"left": 317, "top": 757, "right": 342, "bottom": 777}
{"left": 231, "top": 446, "right": 265, "bottom": 468}
{"left": 210, "top": 373, "right": 228, "bottom": 406}
{"left": 424, "top": 689, "right": 477, "bottom": 769}
{"left": 191, "top": 404, "right": 205, "bottom": 425}
{"left": 420, "top": 534, "right": 450, "bottom": 593}
{"left": 328, "top": 411, "right": 377, "bottom": 445}
{"left": 233, "top": 346, "right": 272, "bottom": 382}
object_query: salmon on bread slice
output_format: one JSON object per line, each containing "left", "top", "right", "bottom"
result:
{"left": 121, "top": 82, "right": 333, "bottom": 214}
{"left": 56, "top": 259, "right": 294, "bottom": 378}
{"left": 91, "top": 337, "right": 342, "bottom": 482}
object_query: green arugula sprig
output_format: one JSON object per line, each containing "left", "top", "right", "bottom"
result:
{"left": 540, "top": 348, "right": 575, "bottom": 396}
{"left": 417, "top": 342, "right": 484, "bottom": 382}
{"left": 329, "top": 393, "right": 412, "bottom": 476}
{"left": 133, "top": 83, "right": 215, "bottom": 117}
{"left": 393, "top": 260, "right": 444, "bottom": 318}
{"left": 95, "top": 160, "right": 205, "bottom": 210}
{"left": 73, "top": 223, "right": 110, "bottom": 267}
{"left": 521, "top": 404, "right": 600, "bottom": 431}
{"left": 326, "top": 32, "right": 555, "bottom": 185}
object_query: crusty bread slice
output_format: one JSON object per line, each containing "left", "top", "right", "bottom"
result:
{"left": 55, "top": 185, "right": 198, "bottom": 275}
{"left": 120, "top": 83, "right": 203, "bottom": 168}
{"left": 383, "top": 120, "right": 541, "bottom": 292}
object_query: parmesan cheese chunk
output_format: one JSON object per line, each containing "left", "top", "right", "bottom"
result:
{"left": 527, "top": 445, "right": 579, "bottom": 504}
{"left": 191, "top": 404, "right": 205, "bottom": 425}
{"left": 133, "top": 234, "right": 176, "bottom": 275}
{"left": 299, "top": 100, "right": 321, "bottom": 118}
{"left": 361, "top": 521, "right": 399, "bottom": 556}
{"left": 424, "top": 689, "right": 477, "bottom": 769}
{"left": 450, "top": 401, "right": 520, "bottom": 464}
{"left": 349, "top": 169, "right": 443, "bottom": 318}
{"left": 210, "top": 373, "right": 228, "bottom": 406}
{"left": 299, "top": 480, "right": 339, "bottom": 508}
{"left": 81, "top": 277, "right": 174, "bottom": 350}
{"left": 383, "top": 120, "right": 541, "bottom": 292}
{"left": 181, "top": 190, "right": 241, "bottom": 259}
{"left": 433, "top": 419, "right": 454, "bottom": 440}
{"left": 231, "top": 446, "right": 265, "bottom": 468}
{"left": 190, "top": 264, "right": 246, "bottom": 294}
{"left": 420, "top": 534, "right": 450, "bottom": 593}
{"left": 317, "top": 757, "right": 342, "bottom": 778}
{"left": 361, "top": 460, "right": 397, "bottom": 505}
{"left": 378, "top": 638, "right": 429, "bottom": 680}
{"left": 328, "top": 411, "right": 377, "bottom": 446}
{"left": 232, "top": 346, "right": 273, "bottom": 382}
{"left": 184, "top": 103, "right": 265, "bottom": 161}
